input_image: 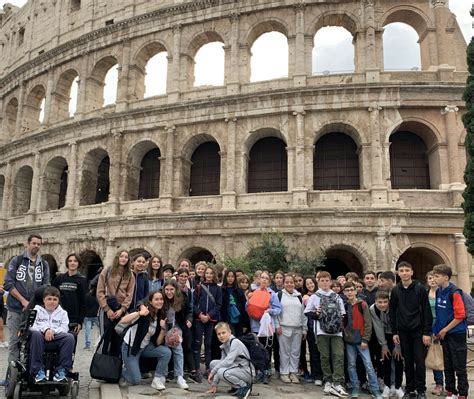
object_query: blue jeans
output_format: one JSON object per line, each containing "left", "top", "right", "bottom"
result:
{"left": 121, "top": 342, "right": 171, "bottom": 385}
{"left": 433, "top": 369, "right": 444, "bottom": 386}
{"left": 346, "top": 343, "right": 380, "bottom": 393}
{"left": 84, "top": 317, "right": 99, "bottom": 348}
{"left": 169, "top": 343, "right": 184, "bottom": 377}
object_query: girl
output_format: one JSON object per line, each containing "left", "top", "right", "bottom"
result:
{"left": 276, "top": 275, "right": 307, "bottom": 384}
{"left": 162, "top": 264, "right": 174, "bottom": 280}
{"left": 238, "top": 274, "right": 252, "bottom": 299}
{"left": 331, "top": 280, "right": 342, "bottom": 294}
{"left": 426, "top": 271, "right": 444, "bottom": 396}
{"left": 120, "top": 290, "right": 171, "bottom": 390}
{"left": 272, "top": 270, "right": 285, "bottom": 292}
{"left": 293, "top": 273, "right": 304, "bottom": 293}
{"left": 193, "top": 265, "right": 222, "bottom": 376}
{"left": 96, "top": 250, "right": 135, "bottom": 356}
{"left": 147, "top": 255, "right": 163, "bottom": 292}
{"left": 129, "top": 253, "right": 150, "bottom": 311}
{"left": 221, "top": 269, "right": 249, "bottom": 337}
{"left": 162, "top": 279, "right": 191, "bottom": 390}
{"left": 251, "top": 270, "right": 262, "bottom": 291}
{"left": 194, "top": 261, "right": 206, "bottom": 286}
{"left": 247, "top": 270, "right": 281, "bottom": 384}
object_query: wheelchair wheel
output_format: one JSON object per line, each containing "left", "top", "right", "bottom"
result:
{"left": 57, "top": 380, "right": 71, "bottom": 397}
{"left": 4, "top": 364, "right": 18, "bottom": 399}
{"left": 13, "top": 383, "right": 21, "bottom": 399}
{"left": 70, "top": 381, "right": 79, "bottom": 399}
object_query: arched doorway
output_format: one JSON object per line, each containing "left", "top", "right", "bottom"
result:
{"left": 79, "top": 250, "right": 103, "bottom": 281}
{"left": 42, "top": 254, "right": 58, "bottom": 282}
{"left": 179, "top": 247, "right": 215, "bottom": 266}
{"left": 396, "top": 246, "right": 444, "bottom": 281}
{"left": 320, "top": 248, "right": 364, "bottom": 279}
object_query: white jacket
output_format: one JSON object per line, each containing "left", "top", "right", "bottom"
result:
{"left": 31, "top": 304, "right": 70, "bottom": 334}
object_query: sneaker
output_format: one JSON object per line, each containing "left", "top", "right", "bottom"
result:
{"left": 329, "top": 384, "right": 348, "bottom": 397}
{"left": 390, "top": 386, "right": 397, "bottom": 397}
{"left": 324, "top": 382, "right": 332, "bottom": 394}
{"left": 53, "top": 368, "right": 67, "bottom": 382}
{"left": 351, "top": 387, "right": 360, "bottom": 398}
{"left": 262, "top": 373, "right": 270, "bottom": 384}
{"left": 35, "top": 369, "right": 47, "bottom": 383}
{"left": 118, "top": 377, "right": 130, "bottom": 387}
{"left": 177, "top": 376, "right": 189, "bottom": 390}
{"left": 189, "top": 371, "right": 202, "bottom": 383}
{"left": 233, "top": 384, "right": 251, "bottom": 398}
{"left": 446, "top": 392, "right": 458, "bottom": 399}
{"left": 281, "top": 374, "right": 291, "bottom": 383}
{"left": 395, "top": 388, "right": 404, "bottom": 398}
{"left": 372, "top": 391, "right": 383, "bottom": 399}
{"left": 304, "top": 374, "right": 315, "bottom": 383}
{"left": 151, "top": 376, "right": 165, "bottom": 391}
{"left": 290, "top": 373, "right": 300, "bottom": 384}
{"left": 382, "top": 386, "right": 391, "bottom": 398}
{"left": 432, "top": 385, "right": 443, "bottom": 396}
{"left": 315, "top": 379, "right": 323, "bottom": 387}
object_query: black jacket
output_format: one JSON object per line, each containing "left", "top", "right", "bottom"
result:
{"left": 362, "top": 287, "right": 378, "bottom": 307}
{"left": 221, "top": 287, "right": 249, "bottom": 329}
{"left": 174, "top": 290, "right": 193, "bottom": 329}
{"left": 52, "top": 272, "right": 87, "bottom": 324}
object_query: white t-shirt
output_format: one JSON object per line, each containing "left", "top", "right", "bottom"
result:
{"left": 123, "top": 319, "right": 158, "bottom": 349}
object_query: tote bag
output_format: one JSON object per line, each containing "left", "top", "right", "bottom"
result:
{"left": 425, "top": 341, "right": 444, "bottom": 371}
{"left": 90, "top": 325, "right": 122, "bottom": 383}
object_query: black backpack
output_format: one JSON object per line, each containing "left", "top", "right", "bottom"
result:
{"left": 233, "top": 333, "right": 270, "bottom": 374}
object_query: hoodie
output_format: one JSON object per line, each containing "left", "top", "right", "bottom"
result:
{"left": 52, "top": 272, "right": 87, "bottom": 325}
{"left": 31, "top": 304, "right": 69, "bottom": 334}
{"left": 277, "top": 289, "right": 307, "bottom": 332}
{"left": 433, "top": 282, "right": 467, "bottom": 336}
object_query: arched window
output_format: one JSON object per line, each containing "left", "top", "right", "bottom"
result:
{"left": 55, "top": 70, "right": 79, "bottom": 121}
{"left": 144, "top": 52, "right": 168, "bottom": 98}
{"left": 248, "top": 137, "right": 287, "bottom": 193}
{"left": 383, "top": 23, "right": 421, "bottom": 71}
{"left": 390, "top": 131, "right": 430, "bottom": 189}
{"left": 314, "top": 133, "right": 359, "bottom": 190}
{"left": 42, "top": 157, "right": 68, "bottom": 211}
{"left": 24, "top": 85, "right": 46, "bottom": 132}
{"left": 12, "top": 166, "right": 33, "bottom": 216}
{"left": 313, "top": 27, "right": 355, "bottom": 74}
{"left": 103, "top": 65, "right": 118, "bottom": 106}
{"left": 250, "top": 32, "right": 288, "bottom": 82}
{"left": 194, "top": 42, "right": 225, "bottom": 86}
{"left": 138, "top": 148, "right": 161, "bottom": 199}
{"left": 95, "top": 156, "right": 110, "bottom": 204}
{"left": 88, "top": 57, "right": 118, "bottom": 110}
{"left": 190, "top": 142, "right": 220, "bottom": 196}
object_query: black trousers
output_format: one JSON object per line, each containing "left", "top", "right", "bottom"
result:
{"left": 442, "top": 332, "right": 469, "bottom": 397}
{"left": 306, "top": 328, "right": 323, "bottom": 380}
{"left": 399, "top": 331, "right": 427, "bottom": 393}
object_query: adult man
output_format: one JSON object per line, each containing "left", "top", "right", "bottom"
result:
{"left": 4, "top": 234, "right": 50, "bottom": 363}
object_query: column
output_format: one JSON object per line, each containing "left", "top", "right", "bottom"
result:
{"left": 0, "top": 162, "right": 12, "bottom": 227}
{"left": 116, "top": 39, "right": 131, "bottom": 112}
{"left": 292, "top": 3, "right": 306, "bottom": 86}
{"left": 160, "top": 125, "right": 176, "bottom": 212}
{"left": 42, "top": 69, "right": 55, "bottom": 125}
{"left": 109, "top": 130, "right": 123, "bottom": 215}
{"left": 65, "top": 141, "right": 78, "bottom": 208}
{"left": 104, "top": 239, "right": 117, "bottom": 268}
{"left": 222, "top": 117, "right": 237, "bottom": 210}
{"left": 161, "top": 236, "right": 171, "bottom": 263}
{"left": 167, "top": 24, "right": 182, "bottom": 102}
{"left": 75, "top": 55, "right": 90, "bottom": 118}
{"left": 432, "top": 0, "right": 453, "bottom": 68}
{"left": 30, "top": 152, "right": 41, "bottom": 213}
{"left": 374, "top": 231, "right": 390, "bottom": 272}
{"left": 226, "top": 13, "right": 240, "bottom": 94}
{"left": 442, "top": 106, "right": 463, "bottom": 188}
{"left": 223, "top": 235, "right": 234, "bottom": 258}
{"left": 454, "top": 234, "right": 471, "bottom": 292}
{"left": 368, "top": 105, "right": 388, "bottom": 206}
{"left": 15, "top": 81, "right": 26, "bottom": 135}
{"left": 292, "top": 110, "right": 308, "bottom": 208}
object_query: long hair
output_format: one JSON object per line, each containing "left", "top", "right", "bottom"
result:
{"left": 111, "top": 249, "right": 131, "bottom": 278}
{"left": 145, "top": 290, "right": 166, "bottom": 321}
{"left": 147, "top": 255, "right": 163, "bottom": 281}
{"left": 204, "top": 265, "right": 218, "bottom": 284}
{"left": 303, "top": 276, "right": 318, "bottom": 295}
{"left": 162, "top": 279, "right": 184, "bottom": 312}
{"left": 223, "top": 269, "right": 238, "bottom": 289}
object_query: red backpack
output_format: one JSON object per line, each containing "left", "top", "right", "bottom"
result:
{"left": 247, "top": 289, "right": 272, "bottom": 320}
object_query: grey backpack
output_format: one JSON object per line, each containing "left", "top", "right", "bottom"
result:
{"left": 316, "top": 292, "right": 343, "bottom": 334}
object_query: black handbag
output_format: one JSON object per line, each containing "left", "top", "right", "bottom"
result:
{"left": 89, "top": 326, "right": 122, "bottom": 383}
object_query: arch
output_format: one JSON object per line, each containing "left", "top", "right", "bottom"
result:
{"left": 314, "top": 122, "right": 363, "bottom": 148}
{"left": 80, "top": 148, "right": 110, "bottom": 206}
{"left": 383, "top": 23, "right": 421, "bottom": 71}
{"left": 386, "top": 119, "right": 440, "bottom": 149}
{"left": 12, "top": 165, "right": 33, "bottom": 216}
{"left": 78, "top": 249, "right": 103, "bottom": 281}
{"left": 319, "top": 243, "right": 369, "bottom": 278}
{"left": 244, "top": 127, "right": 288, "bottom": 155}
{"left": 182, "top": 133, "right": 222, "bottom": 161}
{"left": 396, "top": 245, "right": 447, "bottom": 281}
{"left": 42, "top": 254, "right": 58, "bottom": 282}
{"left": 313, "top": 26, "right": 355, "bottom": 74}
{"left": 381, "top": 7, "right": 432, "bottom": 38}
{"left": 248, "top": 136, "right": 288, "bottom": 193}
{"left": 0, "top": 175, "right": 4, "bottom": 212}
{"left": 250, "top": 31, "right": 288, "bottom": 82}
{"left": 5, "top": 97, "right": 18, "bottom": 134}
{"left": 24, "top": 84, "right": 46, "bottom": 132}
{"left": 194, "top": 41, "right": 225, "bottom": 86}
{"left": 245, "top": 19, "right": 289, "bottom": 48}
{"left": 190, "top": 142, "right": 221, "bottom": 196}
{"left": 178, "top": 246, "right": 216, "bottom": 265}
{"left": 125, "top": 140, "right": 161, "bottom": 201}
{"left": 311, "top": 12, "right": 360, "bottom": 37}
{"left": 41, "top": 156, "right": 68, "bottom": 211}
{"left": 54, "top": 69, "right": 79, "bottom": 120}
{"left": 88, "top": 56, "right": 118, "bottom": 110}
{"left": 314, "top": 133, "right": 360, "bottom": 190}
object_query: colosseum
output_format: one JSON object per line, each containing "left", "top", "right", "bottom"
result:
{"left": 0, "top": 0, "right": 471, "bottom": 289}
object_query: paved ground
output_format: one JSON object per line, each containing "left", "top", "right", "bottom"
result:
{"left": 1, "top": 326, "right": 474, "bottom": 399}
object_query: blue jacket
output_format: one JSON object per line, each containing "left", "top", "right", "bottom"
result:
{"left": 433, "top": 282, "right": 467, "bottom": 336}
{"left": 129, "top": 271, "right": 149, "bottom": 311}
{"left": 194, "top": 282, "right": 222, "bottom": 321}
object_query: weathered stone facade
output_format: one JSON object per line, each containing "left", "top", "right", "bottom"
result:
{"left": 0, "top": 0, "right": 471, "bottom": 288}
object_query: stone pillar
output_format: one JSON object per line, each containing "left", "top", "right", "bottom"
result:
{"left": 222, "top": 117, "right": 237, "bottom": 210}
{"left": 75, "top": 55, "right": 90, "bottom": 118}
{"left": 227, "top": 13, "right": 240, "bottom": 95}
{"left": 287, "top": 146, "right": 295, "bottom": 192}
{"left": 442, "top": 106, "right": 463, "bottom": 187}
{"left": 454, "top": 233, "right": 471, "bottom": 292}
{"left": 223, "top": 235, "right": 234, "bottom": 258}
{"left": 104, "top": 239, "right": 117, "bottom": 268}
{"left": 292, "top": 110, "right": 308, "bottom": 208}
{"left": 30, "top": 152, "right": 41, "bottom": 213}
{"left": 161, "top": 236, "right": 171, "bottom": 263}
{"left": 431, "top": 0, "right": 453, "bottom": 67}
{"left": 374, "top": 231, "right": 390, "bottom": 272}
{"left": 0, "top": 162, "right": 12, "bottom": 227}
{"left": 15, "top": 81, "right": 26, "bottom": 135}
{"left": 65, "top": 141, "right": 78, "bottom": 208}
{"left": 368, "top": 105, "right": 388, "bottom": 205}
{"left": 168, "top": 24, "right": 182, "bottom": 102}
{"left": 116, "top": 39, "right": 131, "bottom": 112}
{"left": 42, "top": 69, "right": 55, "bottom": 125}
{"left": 292, "top": 3, "right": 306, "bottom": 86}
{"left": 160, "top": 125, "right": 176, "bottom": 212}
{"left": 109, "top": 130, "right": 123, "bottom": 215}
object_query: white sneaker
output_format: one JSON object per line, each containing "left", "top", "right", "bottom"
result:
{"left": 395, "top": 388, "right": 404, "bottom": 398}
{"left": 329, "top": 384, "right": 348, "bottom": 397}
{"left": 390, "top": 385, "right": 396, "bottom": 397}
{"left": 324, "top": 382, "right": 332, "bottom": 394}
{"left": 151, "top": 376, "right": 165, "bottom": 391}
{"left": 446, "top": 394, "right": 458, "bottom": 399}
{"left": 177, "top": 376, "right": 189, "bottom": 390}
{"left": 315, "top": 379, "right": 323, "bottom": 387}
{"left": 382, "top": 386, "right": 391, "bottom": 398}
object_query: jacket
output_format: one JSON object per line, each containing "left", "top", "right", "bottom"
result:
{"left": 129, "top": 271, "right": 149, "bottom": 311}
{"left": 52, "top": 272, "right": 87, "bottom": 324}
{"left": 277, "top": 289, "right": 307, "bottom": 332}
{"left": 123, "top": 315, "right": 163, "bottom": 356}
{"left": 362, "top": 287, "right": 378, "bottom": 307}
{"left": 433, "top": 282, "right": 467, "bottom": 336}
{"left": 96, "top": 267, "right": 135, "bottom": 312}
{"left": 5, "top": 253, "right": 50, "bottom": 313}
{"left": 344, "top": 299, "right": 372, "bottom": 344}
{"left": 31, "top": 304, "right": 69, "bottom": 334}
{"left": 369, "top": 303, "right": 393, "bottom": 351}
{"left": 175, "top": 290, "right": 193, "bottom": 329}
{"left": 304, "top": 288, "right": 345, "bottom": 337}
{"left": 389, "top": 281, "right": 432, "bottom": 335}
{"left": 194, "top": 282, "right": 222, "bottom": 321}
{"left": 221, "top": 286, "right": 249, "bottom": 328}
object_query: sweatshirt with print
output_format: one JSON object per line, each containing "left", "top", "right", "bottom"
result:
{"left": 31, "top": 304, "right": 70, "bottom": 334}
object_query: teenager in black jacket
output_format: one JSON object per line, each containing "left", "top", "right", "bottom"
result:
{"left": 220, "top": 269, "right": 249, "bottom": 337}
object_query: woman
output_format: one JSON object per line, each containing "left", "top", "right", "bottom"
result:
{"left": 247, "top": 270, "right": 281, "bottom": 384}
{"left": 147, "top": 255, "right": 163, "bottom": 292}
{"left": 129, "top": 253, "right": 149, "bottom": 311}
{"left": 221, "top": 269, "right": 249, "bottom": 337}
{"left": 162, "top": 279, "right": 191, "bottom": 390}
{"left": 120, "top": 290, "right": 171, "bottom": 390}
{"left": 96, "top": 250, "right": 135, "bottom": 355}
{"left": 276, "top": 275, "right": 307, "bottom": 384}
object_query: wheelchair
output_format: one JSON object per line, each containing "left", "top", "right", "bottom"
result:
{"left": 4, "top": 308, "right": 79, "bottom": 399}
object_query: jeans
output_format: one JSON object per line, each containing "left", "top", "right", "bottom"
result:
{"left": 318, "top": 335, "right": 344, "bottom": 385}
{"left": 121, "top": 342, "right": 171, "bottom": 385}
{"left": 433, "top": 369, "right": 444, "bottom": 386}
{"left": 442, "top": 333, "right": 469, "bottom": 396}
{"left": 169, "top": 342, "right": 184, "bottom": 377}
{"left": 346, "top": 343, "right": 380, "bottom": 393}
{"left": 29, "top": 331, "right": 75, "bottom": 376}
{"left": 193, "top": 321, "right": 215, "bottom": 370}
{"left": 399, "top": 331, "right": 427, "bottom": 394}
{"left": 84, "top": 317, "right": 99, "bottom": 348}
{"left": 7, "top": 311, "right": 22, "bottom": 363}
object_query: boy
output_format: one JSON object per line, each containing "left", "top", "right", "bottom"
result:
{"left": 342, "top": 282, "right": 381, "bottom": 399}
{"left": 432, "top": 264, "right": 468, "bottom": 399}
{"left": 30, "top": 286, "right": 75, "bottom": 382}
{"left": 304, "top": 271, "right": 347, "bottom": 397}
{"left": 362, "top": 271, "right": 378, "bottom": 307}
{"left": 207, "top": 322, "right": 253, "bottom": 398}
{"left": 389, "top": 261, "right": 432, "bottom": 399}
{"left": 369, "top": 290, "right": 404, "bottom": 399}
{"left": 378, "top": 271, "right": 396, "bottom": 292}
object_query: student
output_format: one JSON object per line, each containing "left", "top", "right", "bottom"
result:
{"left": 336, "top": 275, "right": 347, "bottom": 286}
{"left": 276, "top": 274, "right": 307, "bottom": 384}
{"left": 362, "top": 271, "right": 378, "bottom": 307}
{"left": 238, "top": 274, "right": 252, "bottom": 300}
{"left": 272, "top": 270, "right": 285, "bottom": 292}
{"left": 206, "top": 322, "right": 253, "bottom": 397}
{"left": 331, "top": 280, "right": 342, "bottom": 295}
{"left": 432, "top": 264, "right": 469, "bottom": 399}
{"left": 304, "top": 271, "right": 347, "bottom": 397}
{"left": 29, "top": 286, "right": 75, "bottom": 383}
{"left": 193, "top": 265, "right": 222, "bottom": 375}
{"left": 52, "top": 253, "right": 87, "bottom": 331}
{"left": 293, "top": 273, "right": 304, "bottom": 293}
{"left": 119, "top": 290, "right": 172, "bottom": 390}
{"left": 378, "top": 271, "right": 396, "bottom": 292}
{"left": 147, "top": 255, "right": 163, "bottom": 292}
{"left": 370, "top": 290, "right": 404, "bottom": 399}
{"left": 342, "top": 282, "right": 381, "bottom": 398}
{"left": 194, "top": 261, "right": 206, "bottom": 286}
{"left": 426, "top": 271, "right": 444, "bottom": 396}
{"left": 251, "top": 270, "right": 262, "bottom": 291}
{"left": 162, "top": 264, "right": 175, "bottom": 281}
{"left": 389, "top": 261, "right": 432, "bottom": 399}
{"left": 129, "top": 253, "right": 150, "bottom": 311}
{"left": 221, "top": 269, "right": 248, "bottom": 337}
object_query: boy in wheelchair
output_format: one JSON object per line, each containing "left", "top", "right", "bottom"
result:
{"left": 29, "top": 286, "right": 75, "bottom": 383}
